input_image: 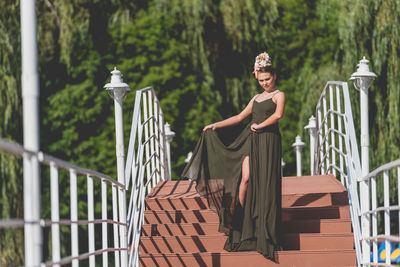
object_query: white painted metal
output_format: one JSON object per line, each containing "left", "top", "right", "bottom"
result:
{"left": 329, "top": 85, "right": 336, "bottom": 177}
{"left": 101, "top": 179, "right": 108, "bottom": 267}
{"left": 317, "top": 104, "right": 324, "bottom": 174}
{"left": 154, "top": 99, "right": 161, "bottom": 185}
{"left": 21, "top": 0, "right": 41, "bottom": 265}
{"left": 165, "top": 122, "right": 175, "bottom": 177}
{"left": 350, "top": 57, "right": 376, "bottom": 266}
{"left": 124, "top": 86, "right": 171, "bottom": 266}
{"left": 335, "top": 85, "right": 344, "bottom": 185}
{"left": 383, "top": 170, "right": 390, "bottom": 265}
{"left": 142, "top": 93, "right": 152, "bottom": 194}
{"left": 104, "top": 67, "right": 130, "bottom": 267}
{"left": 292, "top": 135, "right": 305, "bottom": 176}
{"left": 115, "top": 95, "right": 128, "bottom": 267}
{"left": 304, "top": 116, "right": 316, "bottom": 175}
{"left": 112, "top": 185, "right": 121, "bottom": 267}
{"left": 323, "top": 93, "right": 330, "bottom": 174}
{"left": 70, "top": 170, "right": 79, "bottom": 267}
{"left": 314, "top": 81, "right": 362, "bottom": 266}
{"left": 0, "top": 138, "right": 128, "bottom": 266}
{"left": 87, "top": 175, "right": 95, "bottom": 267}
{"left": 148, "top": 91, "right": 157, "bottom": 189}
{"left": 50, "top": 163, "right": 61, "bottom": 267}
{"left": 371, "top": 175, "right": 377, "bottom": 263}
{"left": 312, "top": 77, "right": 400, "bottom": 266}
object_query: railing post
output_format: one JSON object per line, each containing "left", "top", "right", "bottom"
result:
{"left": 164, "top": 122, "right": 175, "bottom": 179}
{"left": 104, "top": 68, "right": 131, "bottom": 267}
{"left": 292, "top": 135, "right": 305, "bottom": 176}
{"left": 21, "top": 0, "right": 42, "bottom": 265}
{"left": 304, "top": 115, "right": 317, "bottom": 175}
{"left": 350, "top": 57, "right": 376, "bottom": 264}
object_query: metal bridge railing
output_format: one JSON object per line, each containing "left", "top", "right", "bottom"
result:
{"left": 0, "top": 138, "right": 127, "bottom": 267}
{"left": 0, "top": 86, "right": 171, "bottom": 267}
{"left": 124, "top": 87, "right": 170, "bottom": 267}
{"left": 314, "top": 81, "right": 363, "bottom": 266}
{"left": 358, "top": 160, "right": 400, "bottom": 266}
{"left": 310, "top": 81, "right": 400, "bottom": 266}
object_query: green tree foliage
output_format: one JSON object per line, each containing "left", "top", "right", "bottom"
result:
{"left": 0, "top": 0, "right": 24, "bottom": 265}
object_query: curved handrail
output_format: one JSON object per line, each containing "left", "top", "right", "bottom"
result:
{"left": 123, "top": 86, "right": 170, "bottom": 266}
{"left": 314, "top": 81, "right": 362, "bottom": 266}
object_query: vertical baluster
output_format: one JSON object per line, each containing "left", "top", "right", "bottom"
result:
{"left": 142, "top": 93, "right": 151, "bottom": 193}
{"left": 323, "top": 92, "right": 329, "bottom": 174}
{"left": 87, "top": 175, "right": 95, "bottom": 266}
{"left": 398, "top": 167, "right": 400, "bottom": 242}
{"left": 148, "top": 91, "right": 156, "bottom": 189}
{"left": 101, "top": 179, "right": 108, "bottom": 267}
{"left": 50, "top": 162, "right": 60, "bottom": 267}
{"left": 70, "top": 169, "right": 79, "bottom": 267}
{"left": 372, "top": 176, "right": 378, "bottom": 263}
{"left": 159, "top": 109, "right": 166, "bottom": 181}
{"left": 23, "top": 154, "right": 34, "bottom": 265}
{"left": 154, "top": 99, "right": 161, "bottom": 184}
{"left": 329, "top": 85, "right": 336, "bottom": 177}
{"left": 336, "top": 85, "right": 344, "bottom": 184}
{"left": 383, "top": 170, "right": 390, "bottom": 264}
{"left": 112, "top": 184, "right": 120, "bottom": 267}
{"left": 317, "top": 104, "right": 324, "bottom": 174}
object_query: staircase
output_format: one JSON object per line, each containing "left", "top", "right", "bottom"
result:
{"left": 139, "top": 175, "right": 356, "bottom": 266}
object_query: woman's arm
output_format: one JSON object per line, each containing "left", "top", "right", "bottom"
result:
{"left": 203, "top": 95, "right": 258, "bottom": 131}
{"left": 251, "top": 92, "right": 285, "bottom": 131}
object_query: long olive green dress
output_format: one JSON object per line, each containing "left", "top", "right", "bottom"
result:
{"left": 181, "top": 98, "right": 282, "bottom": 261}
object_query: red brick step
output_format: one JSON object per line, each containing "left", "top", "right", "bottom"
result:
{"left": 141, "top": 218, "right": 352, "bottom": 236}
{"left": 143, "top": 205, "right": 350, "bottom": 224}
{"left": 139, "top": 233, "right": 354, "bottom": 253}
{"left": 139, "top": 250, "right": 356, "bottom": 267}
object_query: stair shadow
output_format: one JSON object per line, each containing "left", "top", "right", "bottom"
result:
{"left": 290, "top": 192, "right": 348, "bottom": 207}
{"left": 282, "top": 234, "right": 301, "bottom": 250}
{"left": 282, "top": 206, "right": 343, "bottom": 221}
{"left": 290, "top": 193, "right": 328, "bottom": 207}
{"left": 147, "top": 181, "right": 168, "bottom": 197}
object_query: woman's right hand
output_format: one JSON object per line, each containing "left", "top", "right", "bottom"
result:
{"left": 203, "top": 123, "right": 218, "bottom": 132}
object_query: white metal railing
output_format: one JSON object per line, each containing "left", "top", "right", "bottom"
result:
{"left": 310, "top": 81, "right": 400, "bottom": 266}
{"left": 358, "top": 160, "right": 400, "bottom": 266}
{"left": 0, "top": 86, "right": 171, "bottom": 267}
{"left": 313, "top": 81, "right": 363, "bottom": 266}
{"left": 0, "top": 138, "right": 127, "bottom": 267}
{"left": 124, "top": 87, "right": 170, "bottom": 266}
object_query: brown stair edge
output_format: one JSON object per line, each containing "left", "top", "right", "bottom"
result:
{"left": 139, "top": 250, "right": 356, "bottom": 267}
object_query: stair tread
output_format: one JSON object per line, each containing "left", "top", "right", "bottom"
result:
{"left": 141, "top": 232, "right": 354, "bottom": 239}
{"left": 148, "top": 175, "right": 346, "bottom": 199}
{"left": 139, "top": 250, "right": 356, "bottom": 267}
{"left": 140, "top": 249, "right": 356, "bottom": 256}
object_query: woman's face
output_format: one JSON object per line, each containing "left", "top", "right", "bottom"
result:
{"left": 257, "top": 72, "right": 276, "bottom": 92}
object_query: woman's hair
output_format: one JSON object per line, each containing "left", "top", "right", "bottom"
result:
{"left": 258, "top": 65, "right": 276, "bottom": 75}
{"left": 253, "top": 52, "right": 275, "bottom": 77}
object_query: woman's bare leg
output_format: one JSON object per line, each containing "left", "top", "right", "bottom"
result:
{"left": 238, "top": 156, "right": 250, "bottom": 208}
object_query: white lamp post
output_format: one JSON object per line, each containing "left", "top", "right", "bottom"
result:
{"left": 304, "top": 116, "right": 317, "bottom": 175}
{"left": 292, "top": 135, "right": 305, "bottom": 176}
{"left": 104, "top": 67, "right": 130, "bottom": 266}
{"left": 281, "top": 158, "right": 286, "bottom": 176}
{"left": 164, "top": 122, "right": 175, "bottom": 179}
{"left": 350, "top": 56, "right": 376, "bottom": 264}
{"left": 350, "top": 56, "right": 376, "bottom": 176}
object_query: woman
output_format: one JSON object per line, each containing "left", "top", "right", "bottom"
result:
{"left": 181, "top": 52, "right": 285, "bottom": 261}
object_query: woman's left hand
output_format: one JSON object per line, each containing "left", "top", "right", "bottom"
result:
{"left": 250, "top": 123, "right": 259, "bottom": 132}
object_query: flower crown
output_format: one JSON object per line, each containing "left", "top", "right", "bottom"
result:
{"left": 253, "top": 52, "right": 272, "bottom": 78}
